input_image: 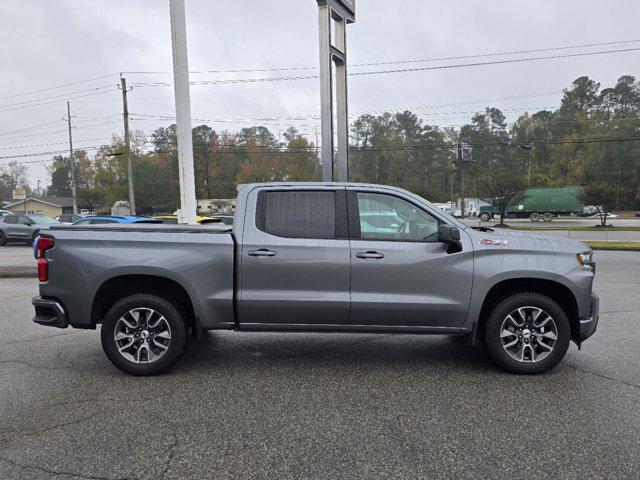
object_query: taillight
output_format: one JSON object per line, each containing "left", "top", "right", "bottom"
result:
{"left": 37, "top": 258, "right": 49, "bottom": 282}
{"left": 35, "top": 236, "right": 55, "bottom": 282}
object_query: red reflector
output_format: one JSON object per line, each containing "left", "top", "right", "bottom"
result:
{"left": 36, "top": 236, "right": 55, "bottom": 259}
{"left": 37, "top": 258, "right": 49, "bottom": 282}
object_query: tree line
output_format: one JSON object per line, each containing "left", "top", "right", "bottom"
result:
{"left": 2, "top": 74, "right": 639, "bottom": 213}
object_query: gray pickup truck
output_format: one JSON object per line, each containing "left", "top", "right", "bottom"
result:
{"left": 32, "top": 182, "right": 599, "bottom": 375}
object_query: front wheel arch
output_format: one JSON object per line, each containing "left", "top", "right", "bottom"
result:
{"left": 477, "top": 278, "right": 579, "bottom": 342}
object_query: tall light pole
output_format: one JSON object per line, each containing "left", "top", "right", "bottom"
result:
{"left": 170, "top": 0, "right": 197, "bottom": 224}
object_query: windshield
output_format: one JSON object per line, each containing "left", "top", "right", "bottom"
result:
{"left": 408, "top": 192, "right": 467, "bottom": 229}
{"left": 28, "top": 214, "right": 59, "bottom": 225}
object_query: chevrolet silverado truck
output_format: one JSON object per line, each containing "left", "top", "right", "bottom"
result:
{"left": 32, "top": 182, "right": 599, "bottom": 376}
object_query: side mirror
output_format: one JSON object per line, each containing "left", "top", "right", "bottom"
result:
{"left": 438, "top": 224, "right": 462, "bottom": 253}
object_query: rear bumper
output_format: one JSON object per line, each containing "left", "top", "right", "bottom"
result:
{"left": 577, "top": 293, "right": 599, "bottom": 344}
{"left": 32, "top": 296, "right": 68, "bottom": 328}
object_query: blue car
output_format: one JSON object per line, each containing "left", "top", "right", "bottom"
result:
{"left": 72, "top": 215, "right": 162, "bottom": 225}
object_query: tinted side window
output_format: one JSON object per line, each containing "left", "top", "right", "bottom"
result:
{"left": 18, "top": 216, "right": 31, "bottom": 225}
{"left": 90, "top": 219, "right": 117, "bottom": 224}
{"left": 356, "top": 192, "right": 439, "bottom": 242}
{"left": 4, "top": 216, "right": 17, "bottom": 224}
{"left": 262, "top": 191, "right": 336, "bottom": 239}
{"left": 74, "top": 219, "right": 90, "bottom": 225}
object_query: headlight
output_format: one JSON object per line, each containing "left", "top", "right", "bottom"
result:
{"left": 577, "top": 252, "right": 594, "bottom": 269}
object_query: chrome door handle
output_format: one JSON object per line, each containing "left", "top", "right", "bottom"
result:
{"left": 355, "top": 251, "right": 384, "bottom": 259}
{"left": 248, "top": 249, "right": 276, "bottom": 257}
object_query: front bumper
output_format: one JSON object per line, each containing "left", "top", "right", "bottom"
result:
{"left": 577, "top": 293, "right": 599, "bottom": 345}
{"left": 32, "top": 296, "right": 68, "bottom": 328}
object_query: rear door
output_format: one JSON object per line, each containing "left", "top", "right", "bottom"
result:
{"left": 239, "top": 187, "right": 351, "bottom": 327}
{"left": 347, "top": 189, "right": 473, "bottom": 329}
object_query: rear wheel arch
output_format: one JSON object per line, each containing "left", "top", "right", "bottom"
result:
{"left": 477, "top": 278, "right": 579, "bottom": 341}
{"left": 91, "top": 274, "right": 198, "bottom": 332}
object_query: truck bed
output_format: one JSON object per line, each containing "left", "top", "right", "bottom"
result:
{"left": 39, "top": 223, "right": 237, "bottom": 331}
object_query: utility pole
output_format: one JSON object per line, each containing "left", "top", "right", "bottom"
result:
{"left": 170, "top": 0, "right": 197, "bottom": 224}
{"left": 616, "top": 170, "right": 622, "bottom": 209}
{"left": 66, "top": 101, "right": 78, "bottom": 214}
{"left": 456, "top": 142, "right": 472, "bottom": 219}
{"left": 120, "top": 76, "right": 136, "bottom": 215}
{"left": 460, "top": 164, "right": 465, "bottom": 219}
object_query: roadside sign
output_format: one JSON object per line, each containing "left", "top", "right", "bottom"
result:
{"left": 457, "top": 142, "right": 473, "bottom": 164}
{"left": 12, "top": 189, "right": 26, "bottom": 200}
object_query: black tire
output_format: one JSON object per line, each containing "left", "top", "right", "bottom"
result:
{"left": 101, "top": 294, "right": 187, "bottom": 376}
{"left": 0, "top": 231, "right": 5, "bottom": 246}
{"left": 529, "top": 212, "right": 541, "bottom": 222}
{"left": 479, "top": 212, "right": 491, "bottom": 222}
{"left": 484, "top": 292, "right": 571, "bottom": 374}
{"left": 542, "top": 212, "right": 553, "bottom": 222}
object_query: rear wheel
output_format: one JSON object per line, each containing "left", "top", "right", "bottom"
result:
{"left": 101, "top": 294, "right": 187, "bottom": 375}
{"left": 542, "top": 212, "right": 553, "bottom": 222}
{"left": 484, "top": 292, "right": 570, "bottom": 374}
{"left": 479, "top": 212, "right": 491, "bottom": 222}
{"left": 529, "top": 212, "right": 541, "bottom": 222}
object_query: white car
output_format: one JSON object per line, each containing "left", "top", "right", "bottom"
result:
{"left": 0, "top": 210, "right": 12, "bottom": 218}
{"left": 589, "top": 212, "right": 618, "bottom": 219}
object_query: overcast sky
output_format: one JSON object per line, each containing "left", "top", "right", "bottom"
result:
{"left": 2, "top": 0, "right": 640, "bottom": 189}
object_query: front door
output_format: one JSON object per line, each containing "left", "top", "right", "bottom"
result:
{"left": 239, "top": 187, "right": 351, "bottom": 327}
{"left": 348, "top": 190, "right": 473, "bottom": 329}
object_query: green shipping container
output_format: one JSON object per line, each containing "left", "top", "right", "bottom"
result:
{"left": 510, "top": 186, "right": 584, "bottom": 214}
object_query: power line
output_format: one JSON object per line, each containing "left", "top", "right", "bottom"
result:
{"left": 0, "top": 86, "right": 115, "bottom": 109}
{"left": 349, "top": 47, "right": 640, "bottom": 77}
{"left": 0, "top": 88, "right": 119, "bottom": 114}
{"left": 122, "top": 39, "right": 640, "bottom": 75}
{"left": 129, "top": 47, "right": 640, "bottom": 89}
{"left": 5, "top": 135, "right": 640, "bottom": 164}
{"left": 0, "top": 74, "right": 118, "bottom": 101}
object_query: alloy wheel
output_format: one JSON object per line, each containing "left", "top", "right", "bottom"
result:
{"left": 113, "top": 308, "right": 172, "bottom": 364}
{"left": 499, "top": 306, "right": 558, "bottom": 363}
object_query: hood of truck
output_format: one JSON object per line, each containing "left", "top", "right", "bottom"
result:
{"left": 467, "top": 227, "right": 590, "bottom": 254}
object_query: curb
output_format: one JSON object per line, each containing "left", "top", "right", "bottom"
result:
{"left": 0, "top": 266, "right": 37, "bottom": 279}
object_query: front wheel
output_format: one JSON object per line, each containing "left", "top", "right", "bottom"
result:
{"left": 484, "top": 292, "right": 570, "bottom": 374}
{"left": 101, "top": 294, "right": 187, "bottom": 375}
{"left": 479, "top": 212, "right": 491, "bottom": 222}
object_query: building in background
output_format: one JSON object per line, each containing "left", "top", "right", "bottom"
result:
{"left": 4, "top": 197, "right": 92, "bottom": 217}
{"left": 197, "top": 199, "right": 236, "bottom": 214}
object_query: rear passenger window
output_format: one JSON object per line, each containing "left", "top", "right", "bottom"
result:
{"left": 261, "top": 191, "right": 336, "bottom": 239}
{"left": 4, "top": 216, "right": 17, "bottom": 224}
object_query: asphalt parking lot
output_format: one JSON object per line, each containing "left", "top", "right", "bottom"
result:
{"left": 0, "top": 251, "right": 639, "bottom": 479}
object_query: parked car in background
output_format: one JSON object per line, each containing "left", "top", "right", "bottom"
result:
{"left": 0, "top": 214, "right": 60, "bottom": 245}
{"left": 72, "top": 215, "right": 162, "bottom": 225}
{"left": 56, "top": 214, "right": 84, "bottom": 224}
{"left": 0, "top": 210, "right": 12, "bottom": 218}
{"left": 209, "top": 214, "right": 234, "bottom": 225}
{"left": 153, "top": 215, "right": 223, "bottom": 225}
